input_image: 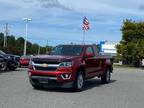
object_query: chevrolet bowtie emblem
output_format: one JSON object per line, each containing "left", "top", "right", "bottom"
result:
{"left": 42, "top": 63, "right": 48, "bottom": 67}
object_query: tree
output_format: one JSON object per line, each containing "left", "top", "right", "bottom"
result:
{"left": 117, "top": 19, "right": 144, "bottom": 67}
{"left": 0, "top": 33, "right": 52, "bottom": 56}
{"left": 0, "top": 33, "right": 4, "bottom": 49}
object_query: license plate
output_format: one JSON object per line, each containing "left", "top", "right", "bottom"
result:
{"left": 39, "top": 78, "right": 49, "bottom": 84}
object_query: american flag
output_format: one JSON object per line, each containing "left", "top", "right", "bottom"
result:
{"left": 82, "top": 16, "right": 90, "bottom": 31}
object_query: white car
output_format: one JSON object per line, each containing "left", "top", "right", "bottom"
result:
{"left": 141, "top": 59, "right": 144, "bottom": 67}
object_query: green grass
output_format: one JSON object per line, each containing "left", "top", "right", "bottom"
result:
{"left": 113, "top": 64, "right": 141, "bottom": 69}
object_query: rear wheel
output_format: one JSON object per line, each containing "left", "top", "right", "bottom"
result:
{"left": 9, "top": 66, "right": 17, "bottom": 71}
{"left": 73, "top": 71, "right": 85, "bottom": 91}
{"left": 0, "top": 62, "right": 8, "bottom": 71}
{"left": 101, "top": 68, "right": 111, "bottom": 84}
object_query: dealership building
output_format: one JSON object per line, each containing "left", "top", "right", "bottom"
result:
{"left": 99, "top": 41, "right": 118, "bottom": 56}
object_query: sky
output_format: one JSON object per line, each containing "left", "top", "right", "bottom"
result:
{"left": 0, "top": 0, "right": 144, "bottom": 46}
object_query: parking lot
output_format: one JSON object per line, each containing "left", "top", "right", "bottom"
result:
{"left": 0, "top": 67, "right": 144, "bottom": 108}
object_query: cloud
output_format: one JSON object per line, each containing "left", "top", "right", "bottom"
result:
{"left": 23, "top": 0, "right": 71, "bottom": 10}
{"left": 22, "top": 0, "right": 33, "bottom": 3}
{"left": 39, "top": 0, "right": 71, "bottom": 10}
{"left": 59, "top": 0, "right": 144, "bottom": 16}
{"left": 1, "top": 0, "right": 144, "bottom": 45}
{"left": 139, "top": 5, "right": 144, "bottom": 11}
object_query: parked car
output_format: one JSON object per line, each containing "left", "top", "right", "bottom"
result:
{"left": 0, "top": 54, "right": 8, "bottom": 70}
{"left": 141, "top": 59, "right": 144, "bottom": 67}
{"left": 0, "top": 50, "right": 20, "bottom": 71}
{"left": 28, "top": 44, "right": 113, "bottom": 91}
{"left": 20, "top": 55, "right": 32, "bottom": 67}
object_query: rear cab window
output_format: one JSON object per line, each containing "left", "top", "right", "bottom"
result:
{"left": 85, "top": 46, "right": 95, "bottom": 57}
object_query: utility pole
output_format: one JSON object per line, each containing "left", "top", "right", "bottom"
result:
{"left": 38, "top": 45, "right": 41, "bottom": 55}
{"left": 3, "top": 23, "right": 9, "bottom": 47}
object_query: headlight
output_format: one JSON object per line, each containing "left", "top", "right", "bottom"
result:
{"left": 29, "top": 60, "right": 34, "bottom": 66}
{"left": 59, "top": 61, "right": 73, "bottom": 67}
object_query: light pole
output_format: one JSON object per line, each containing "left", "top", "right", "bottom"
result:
{"left": 23, "top": 18, "right": 32, "bottom": 56}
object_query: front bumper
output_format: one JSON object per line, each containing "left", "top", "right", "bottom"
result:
{"left": 20, "top": 62, "right": 29, "bottom": 66}
{"left": 29, "top": 75, "right": 73, "bottom": 88}
{"left": 28, "top": 68, "right": 76, "bottom": 87}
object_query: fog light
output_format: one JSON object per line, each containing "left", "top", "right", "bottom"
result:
{"left": 61, "top": 74, "right": 71, "bottom": 80}
{"left": 65, "top": 74, "right": 69, "bottom": 78}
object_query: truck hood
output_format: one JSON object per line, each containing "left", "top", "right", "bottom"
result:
{"left": 32, "top": 55, "right": 81, "bottom": 63}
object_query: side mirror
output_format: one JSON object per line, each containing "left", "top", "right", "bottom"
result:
{"left": 86, "top": 53, "right": 94, "bottom": 58}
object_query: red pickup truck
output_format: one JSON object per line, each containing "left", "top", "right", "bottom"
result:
{"left": 28, "top": 44, "right": 113, "bottom": 91}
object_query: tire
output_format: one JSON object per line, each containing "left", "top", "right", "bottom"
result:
{"left": 101, "top": 68, "right": 111, "bottom": 84}
{"left": 0, "top": 62, "right": 8, "bottom": 71}
{"left": 73, "top": 71, "right": 85, "bottom": 91}
{"left": 9, "top": 67, "right": 17, "bottom": 71}
{"left": 32, "top": 84, "right": 43, "bottom": 89}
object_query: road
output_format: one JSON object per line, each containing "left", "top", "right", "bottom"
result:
{"left": 0, "top": 67, "right": 144, "bottom": 108}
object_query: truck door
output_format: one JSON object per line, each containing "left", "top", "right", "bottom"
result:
{"left": 93, "top": 45, "right": 104, "bottom": 74}
{"left": 84, "top": 46, "right": 96, "bottom": 78}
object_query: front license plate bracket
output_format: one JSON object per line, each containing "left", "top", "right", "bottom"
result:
{"left": 39, "top": 78, "right": 49, "bottom": 84}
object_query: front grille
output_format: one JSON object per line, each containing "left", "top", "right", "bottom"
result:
{"left": 34, "top": 66, "right": 57, "bottom": 71}
{"left": 31, "top": 78, "right": 58, "bottom": 85}
{"left": 33, "top": 60, "right": 60, "bottom": 64}
{"left": 32, "top": 74, "right": 56, "bottom": 77}
{"left": 33, "top": 60, "right": 59, "bottom": 71}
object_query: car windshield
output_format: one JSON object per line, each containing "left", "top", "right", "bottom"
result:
{"left": 21, "top": 55, "right": 32, "bottom": 58}
{"left": 0, "top": 50, "right": 6, "bottom": 55}
{"left": 51, "top": 45, "right": 83, "bottom": 56}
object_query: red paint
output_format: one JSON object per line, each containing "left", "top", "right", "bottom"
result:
{"left": 20, "top": 57, "right": 30, "bottom": 66}
{"left": 28, "top": 45, "right": 113, "bottom": 86}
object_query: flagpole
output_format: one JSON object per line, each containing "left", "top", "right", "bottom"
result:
{"left": 82, "top": 16, "right": 89, "bottom": 45}
{"left": 82, "top": 30, "right": 85, "bottom": 45}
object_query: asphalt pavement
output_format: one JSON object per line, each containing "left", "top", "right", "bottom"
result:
{"left": 0, "top": 67, "right": 144, "bottom": 108}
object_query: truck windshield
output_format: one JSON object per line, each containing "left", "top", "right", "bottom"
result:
{"left": 51, "top": 45, "right": 83, "bottom": 56}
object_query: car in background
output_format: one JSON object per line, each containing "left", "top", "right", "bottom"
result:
{"left": 20, "top": 55, "right": 32, "bottom": 67}
{"left": 0, "top": 54, "right": 8, "bottom": 70}
{"left": 141, "top": 59, "right": 144, "bottom": 68}
{"left": 0, "top": 50, "right": 20, "bottom": 71}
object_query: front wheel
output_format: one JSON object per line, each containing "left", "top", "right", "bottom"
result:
{"left": 101, "top": 69, "right": 111, "bottom": 84}
{"left": 73, "top": 71, "right": 85, "bottom": 91}
{"left": 32, "top": 84, "right": 43, "bottom": 90}
{"left": 0, "top": 62, "right": 8, "bottom": 71}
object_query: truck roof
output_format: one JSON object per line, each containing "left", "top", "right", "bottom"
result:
{"left": 57, "top": 44, "right": 100, "bottom": 56}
